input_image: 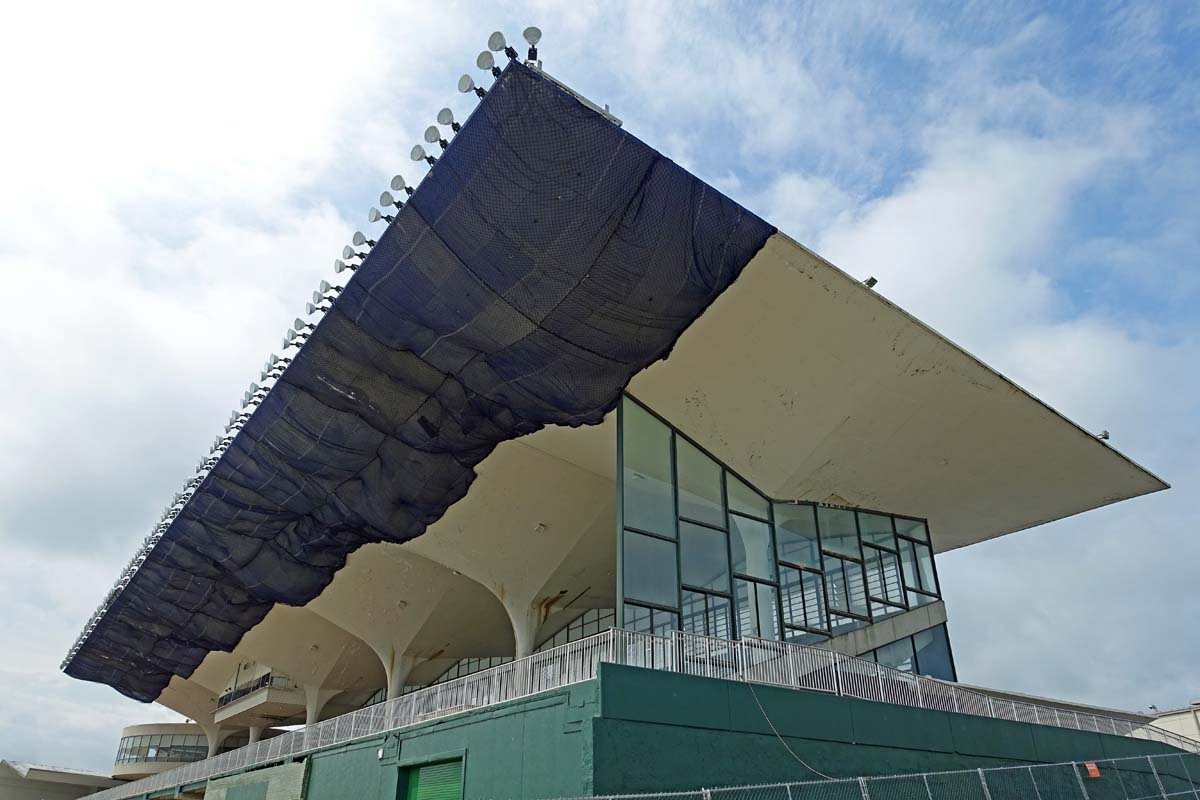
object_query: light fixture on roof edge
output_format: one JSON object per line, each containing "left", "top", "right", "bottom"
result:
{"left": 458, "top": 74, "right": 486, "bottom": 98}
{"left": 368, "top": 206, "right": 395, "bottom": 224}
{"left": 390, "top": 175, "right": 415, "bottom": 196}
{"left": 477, "top": 50, "right": 501, "bottom": 78}
{"left": 424, "top": 125, "right": 449, "bottom": 151}
{"left": 523, "top": 26, "right": 541, "bottom": 64}
{"left": 411, "top": 144, "right": 437, "bottom": 165}
{"left": 488, "top": 30, "right": 518, "bottom": 60}
{"left": 863, "top": 276, "right": 878, "bottom": 289}
{"left": 437, "top": 107, "right": 461, "bottom": 132}
{"left": 351, "top": 231, "right": 376, "bottom": 248}
{"left": 306, "top": 301, "right": 331, "bottom": 316}
{"left": 342, "top": 245, "right": 368, "bottom": 262}
{"left": 334, "top": 259, "right": 357, "bottom": 274}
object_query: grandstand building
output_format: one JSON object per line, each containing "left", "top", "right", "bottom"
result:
{"left": 59, "top": 34, "right": 1192, "bottom": 800}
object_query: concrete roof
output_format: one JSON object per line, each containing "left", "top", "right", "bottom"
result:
{"left": 628, "top": 233, "right": 1168, "bottom": 551}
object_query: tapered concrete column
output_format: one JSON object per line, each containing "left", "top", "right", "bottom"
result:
{"left": 303, "top": 687, "right": 339, "bottom": 726}
{"left": 248, "top": 726, "right": 263, "bottom": 745}
{"left": 382, "top": 652, "right": 423, "bottom": 700}
{"left": 199, "top": 723, "right": 231, "bottom": 758}
{"left": 508, "top": 604, "right": 541, "bottom": 659}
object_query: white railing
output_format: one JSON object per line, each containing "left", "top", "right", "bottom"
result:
{"left": 83, "top": 628, "right": 1200, "bottom": 800}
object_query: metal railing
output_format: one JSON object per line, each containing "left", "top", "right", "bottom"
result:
{"left": 82, "top": 629, "right": 1200, "bottom": 800}
{"left": 560, "top": 751, "right": 1200, "bottom": 800}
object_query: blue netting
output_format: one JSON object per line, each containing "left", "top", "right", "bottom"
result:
{"left": 63, "top": 62, "right": 774, "bottom": 702}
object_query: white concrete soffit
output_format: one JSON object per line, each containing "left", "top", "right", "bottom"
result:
{"left": 627, "top": 232, "right": 1168, "bottom": 552}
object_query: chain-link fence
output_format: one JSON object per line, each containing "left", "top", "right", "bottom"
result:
{"left": 572, "top": 751, "right": 1200, "bottom": 800}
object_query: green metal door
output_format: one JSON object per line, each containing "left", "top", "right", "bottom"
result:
{"left": 406, "top": 760, "right": 463, "bottom": 800}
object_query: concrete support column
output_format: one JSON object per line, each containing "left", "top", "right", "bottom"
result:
{"left": 507, "top": 603, "right": 541, "bottom": 659}
{"left": 382, "top": 652, "right": 423, "bottom": 701}
{"left": 247, "top": 725, "right": 263, "bottom": 745}
{"left": 303, "top": 687, "right": 339, "bottom": 726}
{"left": 199, "top": 723, "right": 231, "bottom": 758}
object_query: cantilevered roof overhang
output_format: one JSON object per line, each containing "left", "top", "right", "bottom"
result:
{"left": 63, "top": 58, "right": 1166, "bottom": 705}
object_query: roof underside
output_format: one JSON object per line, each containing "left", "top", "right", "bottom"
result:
{"left": 62, "top": 61, "right": 774, "bottom": 702}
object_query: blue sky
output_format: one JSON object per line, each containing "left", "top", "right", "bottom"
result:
{"left": 0, "top": 0, "right": 1196, "bottom": 773}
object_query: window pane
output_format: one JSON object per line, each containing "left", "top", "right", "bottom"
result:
{"left": 735, "top": 579, "right": 779, "bottom": 640}
{"left": 825, "top": 555, "right": 848, "bottom": 613}
{"left": 622, "top": 399, "right": 675, "bottom": 537}
{"left": 817, "top": 507, "right": 859, "bottom": 557}
{"left": 623, "top": 530, "right": 678, "bottom": 608}
{"left": 774, "top": 503, "right": 820, "bottom": 568}
{"left": 899, "top": 538, "right": 918, "bottom": 588}
{"left": 625, "top": 603, "right": 652, "bottom": 632}
{"left": 875, "top": 636, "right": 917, "bottom": 673}
{"left": 845, "top": 559, "right": 868, "bottom": 616}
{"left": 914, "top": 542, "right": 938, "bottom": 594}
{"left": 681, "top": 590, "right": 707, "bottom": 635}
{"left": 908, "top": 590, "right": 935, "bottom": 608}
{"left": 914, "top": 625, "right": 956, "bottom": 680}
{"left": 727, "top": 473, "right": 769, "bottom": 519}
{"left": 729, "top": 513, "right": 776, "bottom": 580}
{"left": 676, "top": 438, "right": 724, "bottom": 526}
{"left": 651, "top": 609, "right": 679, "bottom": 636}
{"left": 708, "top": 594, "right": 733, "bottom": 639}
{"left": 865, "top": 547, "right": 904, "bottom": 605}
{"left": 895, "top": 517, "right": 929, "bottom": 542}
{"left": 680, "top": 521, "right": 729, "bottom": 592}
{"left": 857, "top": 512, "right": 895, "bottom": 549}
{"left": 780, "top": 567, "right": 826, "bottom": 631}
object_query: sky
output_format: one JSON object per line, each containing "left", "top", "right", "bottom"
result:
{"left": 0, "top": 0, "right": 1197, "bottom": 774}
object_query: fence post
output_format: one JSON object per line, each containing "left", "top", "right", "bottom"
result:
{"left": 978, "top": 769, "right": 994, "bottom": 800}
{"left": 1072, "top": 762, "right": 1092, "bottom": 800}
{"left": 1028, "top": 766, "right": 1045, "bottom": 800}
{"left": 1148, "top": 755, "right": 1169, "bottom": 799}
{"left": 858, "top": 777, "right": 871, "bottom": 800}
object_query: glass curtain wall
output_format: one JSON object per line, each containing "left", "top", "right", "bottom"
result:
{"left": 618, "top": 394, "right": 948, "bottom": 653}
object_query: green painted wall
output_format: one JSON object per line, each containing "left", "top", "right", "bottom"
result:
{"left": 302, "top": 683, "right": 597, "bottom": 800}
{"left": 593, "top": 664, "right": 1185, "bottom": 794}
{"left": 292, "top": 664, "right": 1185, "bottom": 800}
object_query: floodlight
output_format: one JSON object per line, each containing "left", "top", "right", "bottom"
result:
{"left": 294, "top": 318, "right": 313, "bottom": 331}
{"left": 312, "top": 290, "right": 323, "bottom": 305}
{"left": 411, "top": 144, "right": 436, "bottom": 165}
{"left": 863, "top": 276, "right": 878, "bottom": 289}
{"left": 319, "top": 280, "right": 339, "bottom": 295}
{"left": 380, "top": 190, "right": 401, "bottom": 209}
{"left": 351, "top": 231, "right": 375, "bottom": 247}
{"left": 437, "top": 107, "right": 461, "bottom": 132}
{"left": 523, "top": 26, "right": 541, "bottom": 62}
{"left": 342, "top": 245, "right": 361, "bottom": 260}
{"left": 390, "top": 174, "right": 414, "bottom": 194}
{"left": 477, "top": 51, "right": 501, "bottom": 77}
{"left": 488, "top": 31, "right": 506, "bottom": 51}
{"left": 249, "top": 382, "right": 261, "bottom": 394}
{"left": 425, "top": 125, "right": 448, "bottom": 150}
{"left": 306, "top": 302, "right": 325, "bottom": 316}
{"left": 281, "top": 337, "right": 292, "bottom": 350}
{"left": 458, "top": 74, "right": 486, "bottom": 97}
{"left": 368, "top": 207, "right": 394, "bottom": 224}
{"left": 334, "top": 259, "right": 356, "bottom": 273}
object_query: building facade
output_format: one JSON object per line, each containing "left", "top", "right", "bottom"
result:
{"left": 58, "top": 39, "right": 1186, "bottom": 800}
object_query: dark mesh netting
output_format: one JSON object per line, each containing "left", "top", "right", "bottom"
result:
{"left": 63, "top": 62, "right": 774, "bottom": 702}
